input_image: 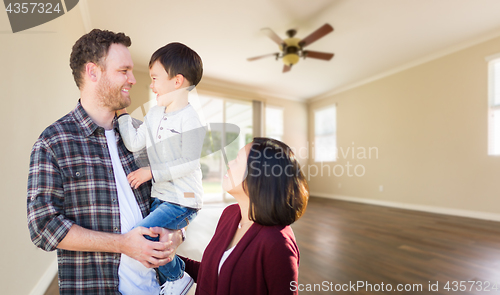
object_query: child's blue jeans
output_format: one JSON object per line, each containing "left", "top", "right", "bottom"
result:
{"left": 135, "top": 198, "right": 198, "bottom": 284}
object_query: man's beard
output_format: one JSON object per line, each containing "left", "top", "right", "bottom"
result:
{"left": 96, "top": 74, "right": 131, "bottom": 111}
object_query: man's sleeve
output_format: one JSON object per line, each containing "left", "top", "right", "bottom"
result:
{"left": 27, "top": 139, "right": 74, "bottom": 251}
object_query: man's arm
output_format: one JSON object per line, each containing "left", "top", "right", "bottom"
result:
{"left": 27, "top": 137, "right": 182, "bottom": 268}
{"left": 58, "top": 224, "right": 183, "bottom": 268}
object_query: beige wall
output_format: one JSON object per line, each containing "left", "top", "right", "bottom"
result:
{"left": 0, "top": 8, "right": 85, "bottom": 295}
{"left": 308, "top": 36, "right": 500, "bottom": 216}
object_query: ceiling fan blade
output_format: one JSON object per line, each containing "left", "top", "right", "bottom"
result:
{"left": 261, "top": 28, "right": 285, "bottom": 46}
{"left": 299, "top": 23, "right": 334, "bottom": 48}
{"left": 247, "top": 53, "right": 279, "bottom": 61}
{"left": 283, "top": 64, "right": 291, "bottom": 73}
{"left": 304, "top": 51, "right": 334, "bottom": 61}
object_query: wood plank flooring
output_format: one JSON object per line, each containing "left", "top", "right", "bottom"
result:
{"left": 45, "top": 197, "right": 500, "bottom": 295}
{"left": 293, "top": 198, "right": 500, "bottom": 295}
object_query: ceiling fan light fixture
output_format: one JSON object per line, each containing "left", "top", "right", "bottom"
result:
{"left": 282, "top": 53, "right": 300, "bottom": 66}
{"left": 282, "top": 42, "right": 300, "bottom": 66}
{"left": 284, "top": 37, "right": 301, "bottom": 48}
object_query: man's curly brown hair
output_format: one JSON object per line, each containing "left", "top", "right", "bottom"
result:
{"left": 70, "top": 29, "right": 131, "bottom": 89}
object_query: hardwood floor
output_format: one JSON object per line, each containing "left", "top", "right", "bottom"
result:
{"left": 45, "top": 197, "right": 500, "bottom": 295}
{"left": 293, "top": 198, "right": 500, "bottom": 295}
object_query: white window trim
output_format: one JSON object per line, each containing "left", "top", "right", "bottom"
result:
{"left": 486, "top": 54, "right": 500, "bottom": 156}
{"left": 313, "top": 104, "right": 337, "bottom": 162}
{"left": 487, "top": 57, "right": 500, "bottom": 107}
{"left": 485, "top": 52, "right": 500, "bottom": 62}
{"left": 264, "top": 105, "right": 284, "bottom": 141}
{"left": 265, "top": 105, "right": 285, "bottom": 113}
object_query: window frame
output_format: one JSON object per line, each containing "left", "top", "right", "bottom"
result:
{"left": 486, "top": 53, "right": 500, "bottom": 156}
{"left": 313, "top": 104, "right": 337, "bottom": 163}
{"left": 264, "top": 104, "right": 284, "bottom": 141}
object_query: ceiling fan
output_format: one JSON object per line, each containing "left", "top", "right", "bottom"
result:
{"left": 247, "top": 23, "right": 334, "bottom": 73}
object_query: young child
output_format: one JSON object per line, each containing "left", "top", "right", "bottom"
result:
{"left": 116, "top": 42, "right": 204, "bottom": 295}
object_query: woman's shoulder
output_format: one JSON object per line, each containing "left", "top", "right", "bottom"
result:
{"left": 212, "top": 204, "right": 240, "bottom": 234}
{"left": 259, "top": 224, "right": 296, "bottom": 243}
{"left": 221, "top": 203, "right": 240, "bottom": 218}
{"left": 255, "top": 225, "right": 299, "bottom": 260}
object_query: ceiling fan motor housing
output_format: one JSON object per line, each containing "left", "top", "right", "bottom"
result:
{"left": 282, "top": 37, "right": 301, "bottom": 66}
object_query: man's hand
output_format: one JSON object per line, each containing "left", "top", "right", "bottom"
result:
{"left": 120, "top": 226, "right": 182, "bottom": 268}
{"left": 57, "top": 224, "right": 183, "bottom": 269}
{"left": 127, "top": 167, "right": 152, "bottom": 189}
{"left": 153, "top": 227, "right": 184, "bottom": 265}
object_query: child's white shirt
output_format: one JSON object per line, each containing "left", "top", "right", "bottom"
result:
{"left": 118, "top": 104, "right": 204, "bottom": 209}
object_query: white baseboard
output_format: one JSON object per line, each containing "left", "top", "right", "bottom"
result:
{"left": 30, "top": 257, "right": 57, "bottom": 295}
{"left": 310, "top": 192, "right": 500, "bottom": 222}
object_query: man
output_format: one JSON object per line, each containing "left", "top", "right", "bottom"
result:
{"left": 27, "top": 29, "right": 182, "bottom": 294}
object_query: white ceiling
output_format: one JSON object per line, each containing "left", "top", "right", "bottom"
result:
{"left": 83, "top": 0, "right": 500, "bottom": 101}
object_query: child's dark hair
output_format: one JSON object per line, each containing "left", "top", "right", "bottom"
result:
{"left": 149, "top": 42, "right": 203, "bottom": 87}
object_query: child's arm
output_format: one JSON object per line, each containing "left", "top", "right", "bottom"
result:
{"left": 128, "top": 167, "right": 153, "bottom": 189}
{"left": 116, "top": 108, "right": 148, "bottom": 152}
{"left": 151, "top": 117, "right": 205, "bottom": 183}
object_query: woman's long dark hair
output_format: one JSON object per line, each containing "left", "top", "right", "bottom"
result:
{"left": 243, "top": 138, "right": 309, "bottom": 226}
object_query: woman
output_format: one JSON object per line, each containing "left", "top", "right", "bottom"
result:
{"left": 178, "top": 137, "right": 309, "bottom": 295}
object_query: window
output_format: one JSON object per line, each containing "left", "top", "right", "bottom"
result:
{"left": 196, "top": 95, "right": 253, "bottom": 202}
{"left": 487, "top": 54, "right": 500, "bottom": 156}
{"left": 265, "top": 105, "right": 284, "bottom": 141}
{"left": 314, "top": 105, "right": 337, "bottom": 162}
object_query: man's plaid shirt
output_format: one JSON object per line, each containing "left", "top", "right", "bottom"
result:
{"left": 27, "top": 102, "right": 152, "bottom": 294}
